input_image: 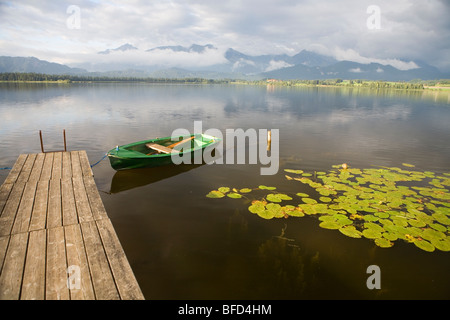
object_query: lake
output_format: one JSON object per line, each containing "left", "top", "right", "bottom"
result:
{"left": 0, "top": 82, "right": 449, "bottom": 299}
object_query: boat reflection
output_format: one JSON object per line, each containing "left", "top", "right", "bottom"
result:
{"left": 109, "top": 163, "right": 203, "bottom": 194}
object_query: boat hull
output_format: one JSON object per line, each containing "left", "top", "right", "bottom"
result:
{"left": 107, "top": 134, "right": 220, "bottom": 171}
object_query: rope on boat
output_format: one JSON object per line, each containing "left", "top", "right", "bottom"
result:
{"left": 90, "top": 153, "right": 108, "bottom": 168}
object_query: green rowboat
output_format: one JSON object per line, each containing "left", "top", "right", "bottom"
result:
{"left": 107, "top": 134, "right": 221, "bottom": 170}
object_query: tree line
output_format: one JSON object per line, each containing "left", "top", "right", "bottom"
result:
{"left": 1, "top": 72, "right": 448, "bottom": 90}
{"left": 0, "top": 72, "right": 229, "bottom": 84}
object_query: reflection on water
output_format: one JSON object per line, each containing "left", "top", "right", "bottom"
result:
{"left": 0, "top": 83, "right": 449, "bottom": 299}
{"left": 255, "top": 224, "right": 320, "bottom": 299}
{"left": 110, "top": 164, "right": 204, "bottom": 194}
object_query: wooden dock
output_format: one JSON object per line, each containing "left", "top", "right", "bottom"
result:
{"left": 0, "top": 151, "right": 144, "bottom": 300}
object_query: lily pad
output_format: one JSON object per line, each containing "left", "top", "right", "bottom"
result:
{"left": 402, "top": 163, "right": 415, "bottom": 168}
{"left": 284, "top": 169, "right": 304, "bottom": 174}
{"left": 218, "top": 187, "right": 230, "bottom": 193}
{"left": 248, "top": 201, "right": 265, "bottom": 214}
{"left": 362, "top": 229, "right": 383, "bottom": 239}
{"left": 296, "top": 192, "right": 310, "bottom": 197}
{"left": 414, "top": 239, "right": 435, "bottom": 252}
{"left": 375, "top": 238, "right": 394, "bottom": 248}
{"left": 259, "top": 185, "right": 276, "bottom": 191}
{"left": 239, "top": 188, "right": 253, "bottom": 193}
{"left": 319, "top": 196, "right": 332, "bottom": 203}
{"left": 206, "top": 190, "right": 225, "bottom": 198}
{"left": 227, "top": 192, "right": 242, "bottom": 199}
{"left": 257, "top": 210, "right": 275, "bottom": 220}
{"left": 302, "top": 198, "right": 317, "bottom": 204}
{"left": 339, "top": 226, "right": 362, "bottom": 238}
{"left": 431, "top": 238, "right": 450, "bottom": 252}
{"left": 319, "top": 221, "right": 341, "bottom": 230}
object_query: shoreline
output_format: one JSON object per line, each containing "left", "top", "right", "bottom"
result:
{"left": 0, "top": 78, "right": 449, "bottom": 91}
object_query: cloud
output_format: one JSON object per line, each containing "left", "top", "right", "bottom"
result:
{"left": 0, "top": 0, "right": 448, "bottom": 70}
{"left": 334, "top": 48, "right": 419, "bottom": 70}
{"left": 349, "top": 68, "right": 362, "bottom": 73}
{"left": 265, "top": 60, "right": 294, "bottom": 72}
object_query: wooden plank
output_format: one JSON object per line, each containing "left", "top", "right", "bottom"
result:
{"left": 28, "top": 153, "right": 45, "bottom": 184}
{"left": 0, "top": 232, "right": 28, "bottom": 300}
{"left": 96, "top": 219, "right": 144, "bottom": 300}
{"left": 81, "top": 220, "right": 120, "bottom": 300}
{"left": 29, "top": 180, "right": 49, "bottom": 231}
{"left": 64, "top": 224, "right": 95, "bottom": 300}
{"left": 62, "top": 152, "right": 72, "bottom": 180}
{"left": 47, "top": 179, "right": 62, "bottom": 229}
{"left": 72, "top": 177, "right": 94, "bottom": 223}
{"left": 46, "top": 226, "right": 69, "bottom": 300}
{"left": 0, "top": 235, "right": 9, "bottom": 274}
{"left": 167, "top": 135, "right": 195, "bottom": 148}
{"left": 51, "top": 152, "right": 62, "bottom": 180}
{"left": 0, "top": 183, "right": 14, "bottom": 217}
{"left": 40, "top": 152, "right": 54, "bottom": 181}
{"left": 16, "top": 153, "right": 36, "bottom": 185}
{"left": 21, "top": 229, "right": 46, "bottom": 300}
{"left": 84, "top": 176, "right": 109, "bottom": 221}
{"left": 70, "top": 151, "right": 82, "bottom": 178}
{"left": 11, "top": 181, "right": 37, "bottom": 234}
{"left": 61, "top": 179, "right": 78, "bottom": 226}
{"left": 146, "top": 143, "right": 180, "bottom": 154}
{"left": 0, "top": 182, "right": 26, "bottom": 237}
{"left": 4, "top": 154, "right": 27, "bottom": 185}
{"left": 79, "top": 151, "right": 93, "bottom": 177}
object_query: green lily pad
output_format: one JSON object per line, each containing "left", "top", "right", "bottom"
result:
{"left": 248, "top": 201, "right": 265, "bottom": 214}
{"left": 296, "top": 192, "right": 310, "bottom": 197}
{"left": 227, "top": 192, "right": 242, "bottom": 199}
{"left": 319, "top": 221, "right": 341, "bottom": 230}
{"left": 362, "top": 229, "right": 383, "bottom": 239}
{"left": 414, "top": 239, "right": 435, "bottom": 252}
{"left": 319, "top": 196, "right": 332, "bottom": 203}
{"left": 431, "top": 238, "right": 450, "bottom": 252}
{"left": 302, "top": 198, "right": 317, "bottom": 204}
{"left": 432, "top": 213, "right": 450, "bottom": 226}
{"left": 375, "top": 238, "right": 394, "bottom": 248}
{"left": 218, "top": 187, "right": 230, "bottom": 193}
{"left": 266, "top": 194, "right": 282, "bottom": 202}
{"left": 284, "top": 169, "right": 304, "bottom": 174}
{"left": 383, "top": 232, "right": 398, "bottom": 241}
{"left": 206, "top": 190, "right": 226, "bottom": 198}
{"left": 257, "top": 210, "right": 275, "bottom": 220}
{"left": 339, "top": 226, "right": 362, "bottom": 238}
{"left": 288, "top": 207, "right": 305, "bottom": 217}
{"left": 239, "top": 188, "right": 252, "bottom": 193}
{"left": 259, "top": 185, "right": 276, "bottom": 191}
{"left": 430, "top": 223, "right": 447, "bottom": 233}
{"left": 266, "top": 203, "right": 284, "bottom": 218}
{"left": 422, "top": 228, "right": 445, "bottom": 242}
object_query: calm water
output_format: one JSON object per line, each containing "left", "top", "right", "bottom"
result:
{"left": 0, "top": 82, "right": 449, "bottom": 299}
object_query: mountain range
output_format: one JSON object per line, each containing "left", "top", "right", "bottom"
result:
{"left": 1, "top": 44, "right": 448, "bottom": 81}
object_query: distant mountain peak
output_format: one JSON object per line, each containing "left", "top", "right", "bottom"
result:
{"left": 98, "top": 43, "right": 138, "bottom": 55}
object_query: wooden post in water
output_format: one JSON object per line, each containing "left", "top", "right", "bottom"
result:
{"left": 63, "top": 129, "right": 67, "bottom": 152}
{"left": 39, "top": 130, "right": 45, "bottom": 153}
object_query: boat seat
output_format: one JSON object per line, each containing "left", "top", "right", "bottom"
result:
{"left": 167, "top": 136, "right": 195, "bottom": 149}
{"left": 145, "top": 143, "right": 180, "bottom": 154}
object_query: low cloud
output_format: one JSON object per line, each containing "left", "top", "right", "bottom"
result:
{"left": 334, "top": 48, "right": 419, "bottom": 70}
{"left": 265, "top": 60, "right": 294, "bottom": 72}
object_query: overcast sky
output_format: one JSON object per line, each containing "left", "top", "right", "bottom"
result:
{"left": 0, "top": 0, "right": 449, "bottom": 70}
